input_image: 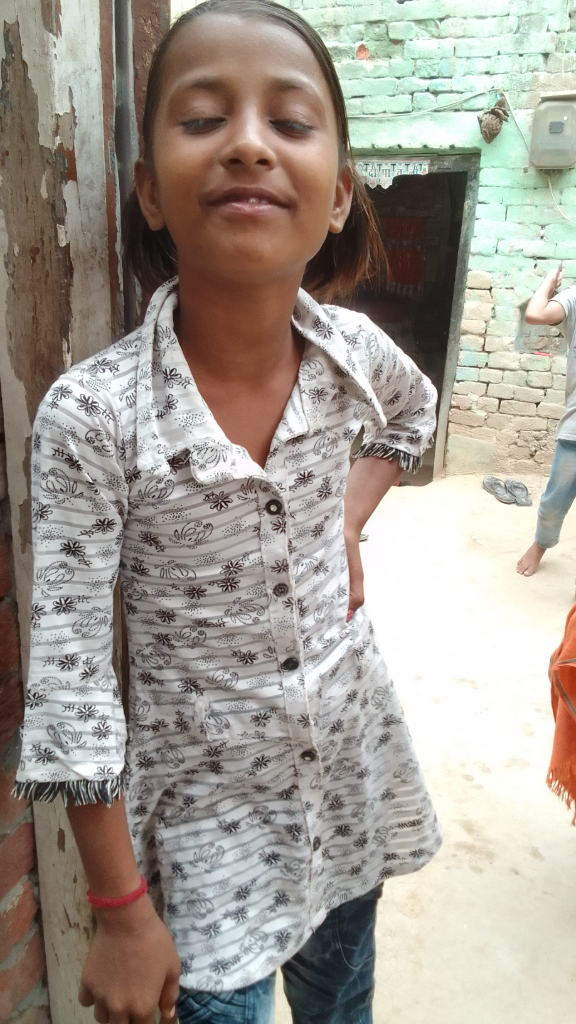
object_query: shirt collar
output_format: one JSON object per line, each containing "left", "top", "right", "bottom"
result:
{"left": 133, "top": 279, "right": 386, "bottom": 485}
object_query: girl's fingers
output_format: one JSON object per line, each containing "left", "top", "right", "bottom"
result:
{"left": 92, "top": 1001, "right": 110, "bottom": 1024}
{"left": 159, "top": 1010, "right": 177, "bottom": 1024}
{"left": 79, "top": 982, "right": 95, "bottom": 1008}
{"left": 158, "top": 966, "right": 181, "bottom": 1022}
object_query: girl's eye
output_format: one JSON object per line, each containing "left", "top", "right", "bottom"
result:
{"left": 181, "top": 118, "right": 225, "bottom": 133}
{"left": 272, "top": 120, "right": 313, "bottom": 136}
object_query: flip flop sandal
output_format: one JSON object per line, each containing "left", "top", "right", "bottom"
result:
{"left": 504, "top": 478, "right": 532, "bottom": 506}
{"left": 482, "top": 476, "right": 516, "bottom": 503}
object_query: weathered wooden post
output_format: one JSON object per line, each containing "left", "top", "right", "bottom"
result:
{"left": 0, "top": 1, "right": 168, "bottom": 1019}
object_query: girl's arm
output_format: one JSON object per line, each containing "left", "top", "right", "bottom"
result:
{"left": 341, "top": 316, "right": 437, "bottom": 618}
{"left": 17, "top": 377, "right": 179, "bottom": 1023}
{"left": 344, "top": 454, "right": 401, "bottom": 617}
{"left": 67, "top": 799, "right": 180, "bottom": 1024}
{"left": 525, "top": 267, "right": 565, "bottom": 326}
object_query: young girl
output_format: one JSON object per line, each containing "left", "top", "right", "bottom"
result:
{"left": 16, "top": 2, "right": 441, "bottom": 1022}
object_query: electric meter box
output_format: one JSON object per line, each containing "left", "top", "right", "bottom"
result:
{"left": 530, "top": 92, "right": 576, "bottom": 169}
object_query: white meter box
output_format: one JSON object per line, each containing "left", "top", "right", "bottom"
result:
{"left": 530, "top": 92, "right": 576, "bottom": 170}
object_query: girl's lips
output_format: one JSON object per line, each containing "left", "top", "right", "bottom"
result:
{"left": 214, "top": 197, "right": 286, "bottom": 215}
{"left": 206, "top": 188, "right": 289, "bottom": 209}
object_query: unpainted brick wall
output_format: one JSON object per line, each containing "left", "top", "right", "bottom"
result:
{"left": 0, "top": 389, "right": 50, "bottom": 1024}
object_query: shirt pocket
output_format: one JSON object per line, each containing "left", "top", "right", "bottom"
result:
{"left": 203, "top": 695, "right": 292, "bottom": 749}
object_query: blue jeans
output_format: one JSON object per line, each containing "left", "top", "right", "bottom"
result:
{"left": 535, "top": 439, "right": 576, "bottom": 549}
{"left": 177, "top": 885, "right": 382, "bottom": 1024}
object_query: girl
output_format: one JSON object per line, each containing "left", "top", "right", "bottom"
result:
{"left": 16, "top": 3, "right": 441, "bottom": 1022}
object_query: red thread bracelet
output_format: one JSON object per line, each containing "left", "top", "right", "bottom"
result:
{"left": 87, "top": 875, "right": 148, "bottom": 909}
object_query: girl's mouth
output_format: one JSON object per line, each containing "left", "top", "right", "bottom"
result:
{"left": 206, "top": 187, "right": 289, "bottom": 212}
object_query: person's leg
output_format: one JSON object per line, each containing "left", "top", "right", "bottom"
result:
{"left": 517, "top": 440, "right": 576, "bottom": 576}
{"left": 281, "top": 885, "right": 382, "bottom": 1024}
{"left": 177, "top": 973, "right": 275, "bottom": 1024}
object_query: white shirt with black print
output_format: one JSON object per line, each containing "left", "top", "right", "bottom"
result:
{"left": 16, "top": 280, "right": 442, "bottom": 992}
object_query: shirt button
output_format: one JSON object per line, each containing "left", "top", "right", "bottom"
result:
{"left": 281, "top": 657, "right": 299, "bottom": 671}
{"left": 313, "top": 837, "right": 321, "bottom": 852}
{"left": 273, "top": 583, "right": 289, "bottom": 598}
{"left": 300, "top": 749, "right": 317, "bottom": 763}
{"left": 265, "top": 499, "right": 283, "bottom": 515}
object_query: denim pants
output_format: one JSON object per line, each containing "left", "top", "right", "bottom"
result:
{"left": 535, "top": 439, "right": 576, "bottom": 549}
{"left": 177, "top": 885, "right": 382, "bottom": 1024}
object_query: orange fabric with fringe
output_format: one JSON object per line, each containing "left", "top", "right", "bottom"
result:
{"left": 548, "top": 603, "right": 576, "bottom": 823}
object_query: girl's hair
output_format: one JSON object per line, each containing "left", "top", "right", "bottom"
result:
{"left": 123, "top": 0, "right": 383, "bottom": 302}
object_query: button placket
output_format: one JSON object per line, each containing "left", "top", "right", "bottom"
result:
{"left": 259, "top": 468, "right": 322, "bottom": 855}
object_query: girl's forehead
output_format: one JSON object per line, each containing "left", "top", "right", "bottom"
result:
{"left": 163, "top": 13, "right": 330, "bottom": 88}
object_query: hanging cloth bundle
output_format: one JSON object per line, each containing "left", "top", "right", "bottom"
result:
{"left": 548, "top": 603, "right": 576, "bottom": 823}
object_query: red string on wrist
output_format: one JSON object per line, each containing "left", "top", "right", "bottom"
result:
{"left": 87, "top": 875, "right": 148, "bottom": 909}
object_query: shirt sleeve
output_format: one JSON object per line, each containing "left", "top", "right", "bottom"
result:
{"left": 356, "top": 320, "right": 438, "bottom": 473}
{"left": 14, "top": 374, "right": 129, "bottom": 807}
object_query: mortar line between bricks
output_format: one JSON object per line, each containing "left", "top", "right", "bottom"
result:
{"left": 0, "top": 923, "right": 39, "bottom": 973}
{"left": 0, "top": 803, "right": 33, "bottom": 838}
{"left": 0, "top": 876, "right": 27, "bottom": 916}
{"left": 10, "top": 980, "right": 51, "bottom": 1021}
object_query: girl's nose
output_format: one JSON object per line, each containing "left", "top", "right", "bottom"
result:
{"left": 220, "top": 114, "right": 277, "bottom": 169}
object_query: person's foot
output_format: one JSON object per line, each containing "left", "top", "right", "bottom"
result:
{"left": 516, "top": 542, "right": 546, "bottom": 576}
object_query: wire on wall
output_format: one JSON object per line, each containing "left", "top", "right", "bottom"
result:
{"left": 547, "top": 172, "right": 576, "bottom": 227}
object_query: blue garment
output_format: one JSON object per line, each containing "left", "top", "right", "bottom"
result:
{"left": 535, "top": 439, "right": 576, "bottom": 549}
{"left": 177, "top": 885, "right": 381, "bottom": 1024}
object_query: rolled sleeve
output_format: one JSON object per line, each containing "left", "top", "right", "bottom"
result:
{"left": 358, "top": 325, "right": 437, "bottom": 472}
{"left": 15, "top": 377, "right": 129, "bottom": 805}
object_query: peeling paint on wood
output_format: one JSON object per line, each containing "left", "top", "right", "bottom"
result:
{"left": 0, "top": 21, "right": 70, "bottom": 423}
{"left": 0, "top": 2, "right": 120, "bottom": 1020}
{"left": 40, "top": 0, "right": 62, "bottom": 37}
{"left": 99, "top": 0, "right": 123, "bottom": 338}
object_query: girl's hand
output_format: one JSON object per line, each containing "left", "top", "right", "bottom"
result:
{"left": 546, "top": 265, "right": 563, "bottom": 296}
{"left": 344, "top": 530, "right": 365, "bottom": 622}
{"left": 78, "top": 895, "right": 181, "bottom": 1024}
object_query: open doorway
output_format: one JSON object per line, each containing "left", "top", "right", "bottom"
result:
{"left": 352, "top": 157, "right": 479, "bottom": 484}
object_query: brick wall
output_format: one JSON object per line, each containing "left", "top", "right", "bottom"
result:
{"left": 0, "top": 390, "right": 50, "bottom": 1024}
{"left": 448, "top": 269, "right": 568, "bottom": 473}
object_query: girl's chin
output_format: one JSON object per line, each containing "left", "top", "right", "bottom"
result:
{"left": 179, "top": 250, "right": 312, "bottom": 286}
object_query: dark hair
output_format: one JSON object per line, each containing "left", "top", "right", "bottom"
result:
{"left": 123, "top": 0, "right": 383, "bottom": 302}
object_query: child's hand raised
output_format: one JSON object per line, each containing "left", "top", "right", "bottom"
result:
{"left": 546, "top": 263, "right": 563, "bottom": 296}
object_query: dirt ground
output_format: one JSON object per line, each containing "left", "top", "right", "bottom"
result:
{"left": 275, "top": 473, "right": 576, "bottom": 1023}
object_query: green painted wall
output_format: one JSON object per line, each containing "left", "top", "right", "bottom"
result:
{"left": 172, "top": 0, "right": 576, "bottom": 475}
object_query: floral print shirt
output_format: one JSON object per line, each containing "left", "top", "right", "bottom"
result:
{"left": 16, "top": 280, "right": 441, "bottom": 992}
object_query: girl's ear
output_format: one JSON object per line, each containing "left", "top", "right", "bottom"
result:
{"left": 134, "top": 157, "right": 166, "bottom": 232}
{"left": 328, "top": 165, "right": 354, "bottom": 235}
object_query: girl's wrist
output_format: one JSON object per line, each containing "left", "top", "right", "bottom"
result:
{"left": 94, "top": 892, "right": 157, "bottom": 931}
{"left": 88, "top": 874, "right": 148, "bottom": 909}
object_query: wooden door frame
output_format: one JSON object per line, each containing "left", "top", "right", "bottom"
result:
{"left": 353, "top": 150, "right": 480, "bottom": 478}
{"left": 431, "top": 155, "right": 480, "bottom": 477}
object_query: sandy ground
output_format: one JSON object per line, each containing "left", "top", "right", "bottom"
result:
{"left": 275, "top": 473, "right": 576, "bottom": 1023}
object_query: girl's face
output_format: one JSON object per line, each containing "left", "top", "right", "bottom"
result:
{"left": 136, "top": 13, "right": 353, "bottom": 290}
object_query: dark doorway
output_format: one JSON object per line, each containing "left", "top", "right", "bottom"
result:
{"left": 352, "top": 160, "right": 478, "bottom": 484}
